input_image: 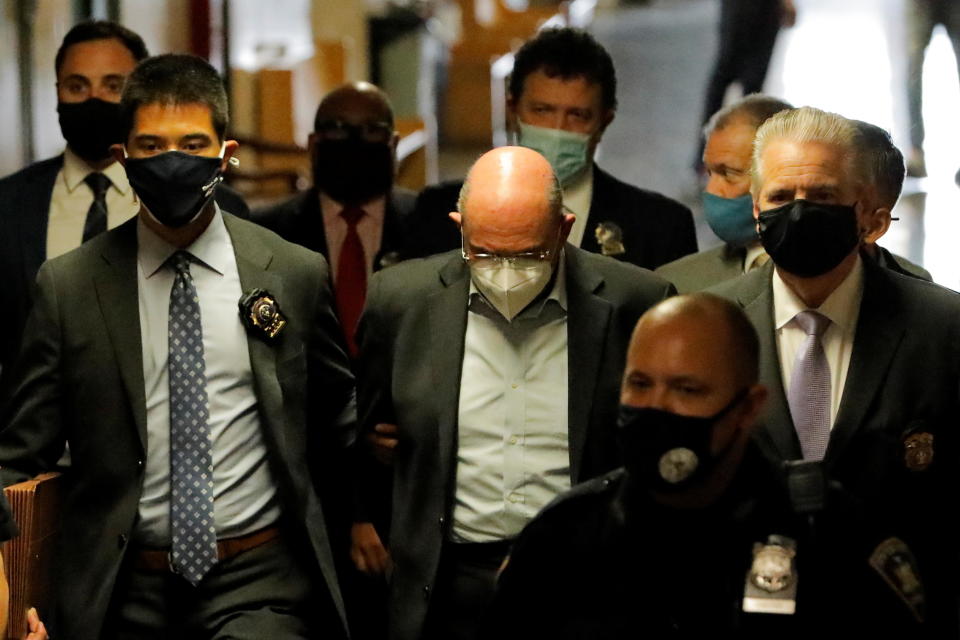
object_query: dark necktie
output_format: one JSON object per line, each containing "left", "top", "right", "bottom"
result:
{"left": 335, "top": 207, "right": 367, "bottom": 356}
{"left": 167, "top": 251, "right": 217, "bottom": 585}
{"left": 82, "top": 172, "right": 110, "bottom": 242}
{"left": 787, "top": 310, "right": 832, "bottom": 460}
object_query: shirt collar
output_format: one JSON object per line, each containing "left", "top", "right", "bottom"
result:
{"left": 743, "top": 243, "right": 768, "bottom": 273}
{"left": 137, "top": 204, "right": 231, "bottom": 279}
{"left": 773, "top": 254, "right": 864, "bottom": 332}
{"left": 318, "top": 190, "right": 387, "bottom": 223}
{"left": 62, "top": 146, "right": 133, "bottom": 196}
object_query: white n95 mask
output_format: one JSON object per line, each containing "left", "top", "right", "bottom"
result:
{"left": 470, "top": 261, "right": 553, "bottom": 321}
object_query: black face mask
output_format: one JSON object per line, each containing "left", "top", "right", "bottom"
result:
{"left": 758, "top": 199, "right": 860, "bottom": 277}
{"left": 313, "top": 139, "right": 393, "bottom": 205}
{"left": 617, "top": 390, "right": 747, "bottom": 494}
{"left": 57, "top": 98, "right": 125, "bottom": 163}
{"left": 125, "top": 151, "right": 223, "bottom": 228}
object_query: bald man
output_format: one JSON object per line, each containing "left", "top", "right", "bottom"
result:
{"left": 253, "top": 81, "right": 424, "bottom": 355}
{"left": 486, "top": 293, "right": 933, "bottom": 638}
{"left": 352, "top": 147, "right": 674, "bottom": 640}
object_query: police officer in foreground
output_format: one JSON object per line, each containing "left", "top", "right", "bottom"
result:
{"left": 485, "top": 293, "right": 939, "bottom": 638}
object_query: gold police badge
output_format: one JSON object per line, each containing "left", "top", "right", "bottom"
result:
{"left": 239, "top": 289, "right": 286, "bottom": 341}
{"left": 903, "top": 432, "right": 934, "bottom": 472}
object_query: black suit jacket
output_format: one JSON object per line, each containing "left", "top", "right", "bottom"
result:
{"left": 355, "top": 246, "right": 675, "bottom": 640}
{"left": 0, "top": 213, "right": 355, "bottom": 640}
{"left": 709, "top": 259, "right": 960, "bottom": 628}
{"left": 0, "top": 155, "right": 250, "bottom": 401}
{"left": 406, "top": 165, "right": 698, "bottom": 268}
{"left": 251, "top": 186, "right": 418, "bottom": 271}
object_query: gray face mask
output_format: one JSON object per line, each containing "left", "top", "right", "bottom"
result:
{"left": 517, "top": 121, "right": 591, "bottom": 185}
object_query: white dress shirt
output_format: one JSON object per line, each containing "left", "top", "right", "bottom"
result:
{"left": 319, "top": 191, "right": 386, "bottom": 278}
{"left": 562, "top": 166, "right": 594, "bottom": 248}
{"left": 46, "top": 148, "right": 140, "bottom": 259}
{"left": 453, "top": 259, "right": 571, "bottom": 542}
{"left": 134, "top": 207, "right": 281, "bottom": 546}
{"left": 773, "top": 256, "right": 864, "bottom": 428}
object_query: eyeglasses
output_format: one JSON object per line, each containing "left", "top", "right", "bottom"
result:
{"left": 315, "top": 119, "right": 393, "bottom": 144}
{"left": 461, "top": 236, "right": 555, "bottom": 270}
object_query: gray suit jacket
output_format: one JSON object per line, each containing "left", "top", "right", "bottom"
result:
{"left": 709, "top": 260, "right": 960, "bottom": 628}
{"left": 354, "top": 246, "right": 674, "bottom": 640}
{"left": 657, "top": 243, "right": 933, "bottom": 293}
{"left": 0, "top": 213, "right": 355, "bottom": 640}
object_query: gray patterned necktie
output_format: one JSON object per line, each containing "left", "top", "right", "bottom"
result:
{"left": 168, "top": 251, "right": 217, "bottom": 585}
{"left": 787, "top": 310, "right": 832, "bottom": 461}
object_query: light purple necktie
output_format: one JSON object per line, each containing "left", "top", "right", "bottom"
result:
{"left": 787, "top": 310, "right": 832, "bottom": 461}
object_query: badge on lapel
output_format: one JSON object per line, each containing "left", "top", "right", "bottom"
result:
{"left": 869, "top": 537, "right": 926, "bottom": 623}
{"left": 903, "top": 431, "right": 934, "bottom": 472}
{"left": 594, "top": 221, "right": 625, "bottom": 257}
{"left": 742, "top": 535, "right": 798, "bottom": 615}
{"left": 239, "top": 288, "right": 286, "bottom": 341}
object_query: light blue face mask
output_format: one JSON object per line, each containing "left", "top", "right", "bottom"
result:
{"left": 702, "top": 192, "right": 758, "bottom": 248}
{"left": 517, "top": 120, "right": 591, "bottom": 185}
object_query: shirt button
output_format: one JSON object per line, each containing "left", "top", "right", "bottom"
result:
{"left": 511, "top": 383, "right": 518, "bottom": 390}
{"left": 509, "top": 436, "right": 518, "bottom": 445}
{"left": 438, "top": 516, "right": 445, "bottom": 529}
{"left": 508, "top": 493, "right": 522, "bottom": 504}
{"left": 137, "top": 459, "right": 144, "bottom": 468}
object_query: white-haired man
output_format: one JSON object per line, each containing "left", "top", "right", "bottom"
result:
{"left": 711, "top": 106, "right": 960, "bottom": 633}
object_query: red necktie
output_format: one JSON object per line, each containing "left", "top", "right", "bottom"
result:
{"left": 335, "top": 206, "right": 367, "bottom": 356}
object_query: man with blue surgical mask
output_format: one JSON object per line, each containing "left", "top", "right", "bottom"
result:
{"left": 657, "top": 95, "right": 928, "bottom": 293}
{"left": 409, "top": 27, "right": 697, "bottom": 271}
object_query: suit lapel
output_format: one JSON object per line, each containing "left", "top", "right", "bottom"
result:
{"left": 429, "top": 256, "right": 470, "bottom": 493}
{"left": 19, "top": 156, "right": 62, "bottom": 285}
{"left": 826, "top": 264, "right": 905, "bottom": 463}
{"left": 737, "top": 264, "right": 803, "bottom": 461}
{"left": 224, "top": 215, "right": 286, "bottom": 448}
{"left": 564, "top": 248, "right": 612, "bottom": 482}
{"left": 93, "top": 218, "right": 148, "bottom": 451}
{"left": 580, "top": 165, "right": 612, "bottom": 255}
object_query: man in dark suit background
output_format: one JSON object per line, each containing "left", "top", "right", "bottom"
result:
{"left": 658, "top": 95, "right": 929, "bottom": 293}
{"left": 0, "top": 21, "right": 248, "bottom": 403}
{"left": 0, "top": 53, "right": 355, "bottom": 640}
{"left": 253, "top": 81, "right": 423, "bottom": 356}
{"left": 709, "top": 106, "right": 960, "bottom": 631}
{"left": 351, "top": 146, "right": 675, "bottom": 640}
{"left": 409, "top": 27, "right": 697, "bottom": 270}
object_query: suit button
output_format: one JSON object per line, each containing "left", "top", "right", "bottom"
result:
{"left": 118, "top": 534, "right": 128, "bottom": 548}
{"left": 423, "top": 585, "right": 431, "bottom": 600}
{"left": 438, "top": 516, "right": 445, "bottom": 529}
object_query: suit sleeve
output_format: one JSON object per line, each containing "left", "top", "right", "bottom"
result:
{"left": 0, "top": 264, "right": 67, "bottom": 538}
{"left": 351, "top": 273, "right": 396, "bottom": 523}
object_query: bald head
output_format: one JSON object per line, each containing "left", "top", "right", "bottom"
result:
{"left": 454, "top": 146, "right": 569, "bottom": 259}
{"left": 623, "top": 293, "right": 760, "bottom": 417}
{"left": 314, "top": 81, "right": 394, "bottom": 131}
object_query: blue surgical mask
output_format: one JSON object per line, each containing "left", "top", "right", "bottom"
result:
{"left": 517, "top": 121, "right": 590, "bottom": 185}
{"left": 702, "top": 192, "right": 758, "bottom": 248}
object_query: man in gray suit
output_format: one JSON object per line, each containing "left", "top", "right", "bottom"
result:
{"left": 658, "top": 96, "right": 929, "bottom": 293}
{"left": 710, "top": 106, "right": 960, "bottom": 632}
{"left": 0, "top": 54, "right": 355, "bottom": 639}
{"left": 351, "top": 147, "right": 674, "bottom": 640}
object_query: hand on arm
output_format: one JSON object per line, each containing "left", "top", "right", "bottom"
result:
{"left": 350, "top": 522, "right": 392, "bottom": 576}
